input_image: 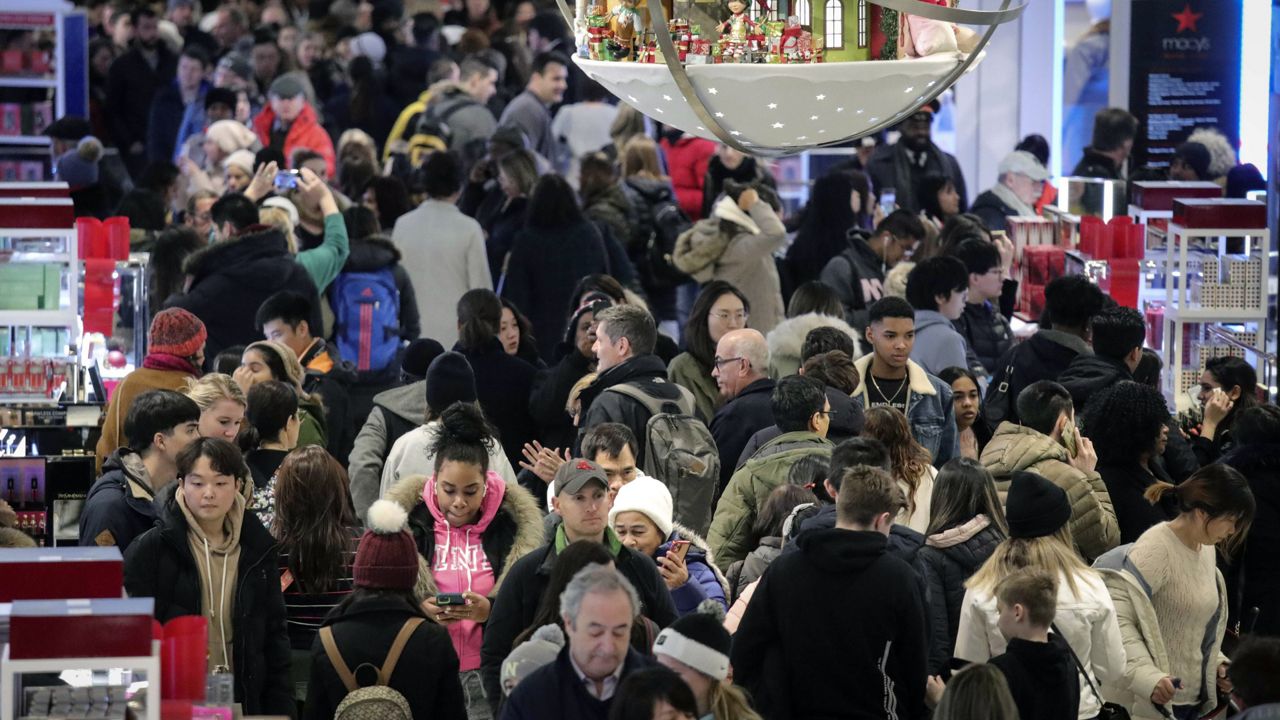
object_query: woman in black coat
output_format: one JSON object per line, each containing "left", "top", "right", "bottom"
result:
{"left": 916, "top": 458, "right": 1008, "bottom": 676}
{"left": 124, "top": 438, "right": 294, "bottom": 718}
{"left": 1221, "top": 405, "right": 1280, "bottom": 636}
{"left": 303, "top": 499, "right": 468, "bottom": 720}
{"left": 1080, "top": 381, "right": 1178, "bottom": 544}
{"left": 455, "top": 289, "right": 539, "bottom": 469}
{"left": 502, "top": 175, "right": 610, "bottom": 363}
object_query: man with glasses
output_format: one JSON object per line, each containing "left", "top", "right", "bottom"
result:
{"left": 949, "top": 239, "right": 1014, "bottom": 373}
{"left": 971, "top": 150, "right": 1051, "bottom": 234}
{"left": 709, "top": 329, "right": 775, "bottom": 497}
{"left": 480, "top": 459, "right": 676, "bottom": 713}
{"left": 708, "top": 375, "right": 834, "bottom": 565}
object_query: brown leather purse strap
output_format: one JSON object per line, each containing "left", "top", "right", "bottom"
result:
{"left": 377, "top": 617, "right": 425, "bottom": 685}
{"left": 319, "top": 626, "right": 359, "bottom": 693}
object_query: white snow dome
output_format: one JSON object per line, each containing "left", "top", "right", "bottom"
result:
{"left": 569, "top": 0, "right": 1024, "bottom": 155}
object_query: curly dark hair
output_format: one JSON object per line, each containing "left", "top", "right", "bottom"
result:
{"left": 1080, "top": 381, "right": 1170, "bottom": 465}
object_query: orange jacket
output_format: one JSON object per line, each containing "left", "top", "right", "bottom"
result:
{"left": 251, "top": 102, "right": 336, "bottom": 179}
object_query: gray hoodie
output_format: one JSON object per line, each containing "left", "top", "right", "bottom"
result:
{"left": 348, "top": 381, "right": 427, "bottom": 521}
{"left": 911, "top": 309, "right": 970, "bottom": 377}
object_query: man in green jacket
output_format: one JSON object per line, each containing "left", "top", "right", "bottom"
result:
{"left": 708, "top": 375, "right": 833, "bottom": 565}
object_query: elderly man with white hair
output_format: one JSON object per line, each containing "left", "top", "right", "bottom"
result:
{"left": 708, "top": 328, "right": 775, "bottom": 495}
{"left": 970, "top": 150, "right": 1051, "bottom": 234}
{"left": 499, "top": 565, "right": 656, "bottom": 720}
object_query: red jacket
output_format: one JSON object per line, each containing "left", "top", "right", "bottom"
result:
{"left": 661, "top": 135, "right": 717, "bottom": 221}
{"left": 251, "top": 102, "right": 336, "bottom": 178}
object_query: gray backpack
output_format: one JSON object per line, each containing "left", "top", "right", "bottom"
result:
{"left": 606, "top": 381, "right": 720, "bottom": 535}
{"left": 320, "top": 617, "right": 423, "bottom": 720}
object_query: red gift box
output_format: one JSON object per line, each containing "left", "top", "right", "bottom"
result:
{"left": 9, "top": 598, "right": 153, "bottom": 659}
{"left": 0, "top": 49, "right": 23, "bottom": 74}
{"left": 1102, "top": 259, "right": 1140, "bottom": 309}
{"left": 1131, "top": 181, "right": 1222, "bottom": 211}
{"left": 0, "top": 546, "right": 124, "bottom": 601}
{"left": 1078, "top": 216, "right": 1105, "bottom": 256}
{"left": 1172, "top": 198, "right": 1266, "bottom": 230}
{"left": 1019, "top": 245, "right": 1066, "bottom": 320}
{"left": 0, "top": 197, "right": 73, "bottom": 228}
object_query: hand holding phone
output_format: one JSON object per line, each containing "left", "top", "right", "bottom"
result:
{"left": 274, "top": 169, "right": 301, "bottom": 191}
{"left": 879, "top": 189, "right": 897, "bottom": 217}
{"left": 667, "top": 539, "right": 691, "bottom": 563}
{"left": 436, "top": 593, "right": 467, "bottom": 606}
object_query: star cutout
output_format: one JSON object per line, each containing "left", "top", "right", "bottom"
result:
{"left": 654, "top": 107, "right": 664, "bottom": 114}
{"left": 697, "top": 126, "right": 705, "bottom": 131}
{"left": 714, "top": 112, "right": 725, "bottom": 118}
{"left": 730, "top": 130, "right": 741, "bottom": 136}
{"left": 772, "top": 122, "right": 784, "bottom": 128}
{"left": 796, "top": 135, "right": 807, "bottom": 140}
{"left": 810, "top": 115, "right": 819, "bottom": 120}
{"left": 1172, "top": 3, "right": 1202, "bottom": 33}
{"left": 662, "top": 94, "right": 672, "bottom": 101}
{"left": 903, "top": 86, "right": 915, "bottom": 93}
{"left": 708, "top": 88, "right": 719, "bottom": 95}
{"left": 818, "top": 129, "right": 826, "bottom": 134}
{"left": 767, "top": 103, "right": 777, "bottom": 109}
{"left": 815, "top": 94, "right": 826, "bottom": 100}
{"left": 870, "top": 117, "right": 879, "bottom": 123}
{"left": 628, "top": 95, "right": 638, "bottom": 102}
{"left": 837, "top": 107, "right": 844, "bottom": 113}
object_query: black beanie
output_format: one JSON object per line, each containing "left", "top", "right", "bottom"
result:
{"left": 653, "top": 600, "right": 730, "bottom": 680}
{"left": 1005, "top": 471, "right": 1071, "bottom": 539}
{"left": 425, "top": 352, "right": 477, "bottom": 413}
{"left": 401, "top": 338, "right": 445, "bottom": 381}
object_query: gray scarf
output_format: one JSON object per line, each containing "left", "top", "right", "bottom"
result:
{"left": 991, "top": 182, "right": 1037, "bottom": 218}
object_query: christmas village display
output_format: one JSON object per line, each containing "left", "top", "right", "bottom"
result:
{"left": 575, "top": 0, "right": 979, "bottom": 65}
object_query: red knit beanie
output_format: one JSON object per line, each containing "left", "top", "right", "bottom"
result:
{"left": 148, "top": 308, "right": 208, "bottom": 358}
{"left": 354, "top": 500, "right": 419, "bottom": 590}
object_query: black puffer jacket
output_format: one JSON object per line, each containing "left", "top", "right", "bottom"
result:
{"left": 622, "top": 175, "right": 682, "bottom": 319}
{"left": 1221, "top": 443, "right": 1280, "bottom": 635}
{"left": 917, "top": 518, "right": 1005, "bottom": 674}
{"left": 726, "top": 536, "right": 782, "bottom": 603}
{"left": 984, "top": 330, "right": 1089, "bottom": 430}
{"left": 578, "top": 354, "right": 689, "bottom": 468}
{"left": 123, "top": 486, "right": 294, "bottom": 718}
{"left": 167, "top": 225, "right": 321, "bottom": 367}
{"left": 969, "top": 189, "right": 1019, "bottom": 235}
{"left": 1057, "top": 353, "right": 1132, "bottom": 411}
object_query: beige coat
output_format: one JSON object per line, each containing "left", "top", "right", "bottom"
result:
{"left": 672, "top": 201, "right": 787, "bottom": 334}
{"left": 981, "top": 422, "right": 1120, "bottom": 562}
{"left": 1094, "top": 546, "right": 1229, "bottom": 720}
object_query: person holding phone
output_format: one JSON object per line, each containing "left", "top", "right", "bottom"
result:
{"left": 980, "top": 380, "right": 1119, "bottom": 563}
{"left": 610, "top": 475, "right": 730, "bottom": 616}
{"left": 382, "top": 401, "right": 544, "bottom": 720}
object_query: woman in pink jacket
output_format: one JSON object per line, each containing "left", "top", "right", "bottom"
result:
{"left": 384, "top": 401, "right": 543, "bottom": 720}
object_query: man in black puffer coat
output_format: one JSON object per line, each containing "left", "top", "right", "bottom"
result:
{"left": 577, "top": 305, "right": 692, "bottom": 468}
{"left": 166, "top": 193, "right": 321, "bottom": 369}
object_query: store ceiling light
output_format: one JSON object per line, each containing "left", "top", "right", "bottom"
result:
{"left": 562, "top": 0, "right": 1025, "bottom": 156}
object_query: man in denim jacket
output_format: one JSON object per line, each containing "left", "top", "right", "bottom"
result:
{"left": 851, "top": 297, "right": 959, "bottom": 467}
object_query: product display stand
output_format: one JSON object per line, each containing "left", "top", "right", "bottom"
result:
{"left": 1159, "top": 199, "right": 1270, "bottom": 411}
{"left": 0, "top": 641, "right": 160, "bottom": 720}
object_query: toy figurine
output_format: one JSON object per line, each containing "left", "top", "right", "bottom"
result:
{"left": 611, "top": 0, "right": 644, "bottom": 59}
{"left": 902, "top": 0, "right": 979, "bottom": 57}
{"left": 779, "top": 15, "right": 803, "bottom": 59}
{"left": 717, "top": 0, "right": 757, "bottom": 45}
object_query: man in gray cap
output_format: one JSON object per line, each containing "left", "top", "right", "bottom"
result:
{"left": 970, "top": 149, "right": 1052, "bottom": 234}
{"left": 251, "top": 73, "right": 335, "bottom": 178}
{"left": 479, "top": 458, "right": 676, "bottom": 714}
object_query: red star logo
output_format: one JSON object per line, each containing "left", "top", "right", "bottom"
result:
{"left": 1171, "top": 3, "right": 1202, "bottom": 33}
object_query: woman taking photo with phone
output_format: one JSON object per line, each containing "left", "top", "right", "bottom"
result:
{"left": 610, "top": 475, "right": 730, "bottom": 616}
{"left": 383, "top": 401, "right": 543, "bottom": 719}
{"left": 1095, "top": 465, "right": 1254, "bottom": 720}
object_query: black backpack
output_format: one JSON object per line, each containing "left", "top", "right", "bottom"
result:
{"left": 627, "top": 182, "right": 693, "bottom": 291}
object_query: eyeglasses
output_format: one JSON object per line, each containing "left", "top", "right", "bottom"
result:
{"left": 709, "top": 311, "right": 749, "bottom": 323}
{"left": 816, "top": 409, "right": 837, "bottom": 417}
{"left": 713, "top": 356, "right": 745, "bottom": 369}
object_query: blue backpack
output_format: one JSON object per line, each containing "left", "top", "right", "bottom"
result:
{"left": 331, "top": 269, "right": 401, "bottom": 373}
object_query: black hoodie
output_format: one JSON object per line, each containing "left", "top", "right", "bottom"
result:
{"left": 731, "top": 528, "right": 928, "bottom": 720}
{"left": 1222, "top": 442, "right": 1280, "bottom": 635}
{"left": 1057, "top": 353, "right": 1132, "bottom": 411}
{"left": 989, "top": 635, "right": 1080, "bottom": 720}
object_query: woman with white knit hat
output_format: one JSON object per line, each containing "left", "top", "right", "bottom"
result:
{"left": 654, "top": 602, "right": 763, "bottom": 720}
{"left": 181, "top": 119, "right": 260, "bottom": 195}
{"left": 609, "top": 475, "right": 730, "bottom": 616}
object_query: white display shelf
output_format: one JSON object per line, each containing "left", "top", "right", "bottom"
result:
{"left": 1160, "top": 216, "right": 1272, "bottom": 411}
{"left": 0, "top": 137, "right": 51, "bottom": 146}
{"left": 0, "top": 641, "right": 160, "bottom": 720}
{"left": 0, "top": 310, "right": 78, "bottom": 327}
{"left": 0, "top": 77, "right": 58, "bottom": 89}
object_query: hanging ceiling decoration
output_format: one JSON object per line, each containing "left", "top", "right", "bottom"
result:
{"left": 559, "top": 0, "right": 1025, "bottom": 156}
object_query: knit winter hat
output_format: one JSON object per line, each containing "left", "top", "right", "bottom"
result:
{"left": 216, "top": 54, "right": 252, "bottom": 84}
{"left": 500, "top": 624, "right": 566, "bottom": 695}
{"left": 354, "top": 500, "right": 420, "bottom": 590}
{"left": 401, "top": 338, "right": 446, "bottom": 381}
{"left": 223, "top": 149, "right": 255, "bottom": 177}
{"left": 608, "top": 475, "right": 674, "bottom": 539}
{"left": 205, "top": 119, "right": 259, "bottom": 155}
{"left": 245, "top": 341, "right": 307, "bottom": 391}
{"left": 54, "top": 136, "right": 103, "bottom": 188}
{"left": 425, "top": 352, "right": 477, "bottom": 413}
{"left": 148, "top": 308, "right": 208, "bottom": 358}
{"left": 349, "top": 31, "right": 387, "bottom": 65}
{"left": 1005, "top": 470, "right": 1071, "bottom": 539}
{"left": 654, "top": 600, "right": 731, "bottom": 680}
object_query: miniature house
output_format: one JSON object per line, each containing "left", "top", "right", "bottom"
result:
{"left": 743, "top": 0, "right": 870, "bottom": 61}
